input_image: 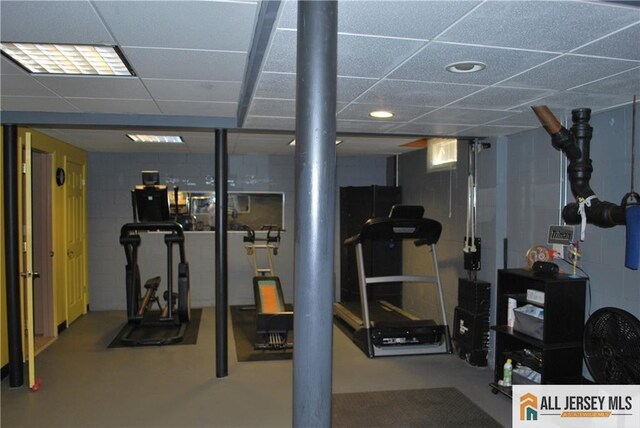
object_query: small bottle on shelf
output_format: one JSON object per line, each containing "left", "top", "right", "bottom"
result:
{"left": 503, "top": 358, "right": 513, "bottom": 387}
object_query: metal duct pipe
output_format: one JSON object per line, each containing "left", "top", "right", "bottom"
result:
{"left": 532, "top": 106, "right": 626, "bottom": 228}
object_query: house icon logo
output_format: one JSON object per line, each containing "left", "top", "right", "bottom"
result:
{"left": 520, "top": 392, "right": 538, "bottom": 421}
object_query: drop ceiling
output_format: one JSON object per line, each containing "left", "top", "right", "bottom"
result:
{"left": 1, "top": 0, "right": 639, "bottom": 156}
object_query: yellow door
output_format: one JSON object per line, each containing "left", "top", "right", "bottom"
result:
{"left": 65, "top": 160, "right": 86, "bottom": 323}
{"left": 21, "top": 133, "right": 38, "bottom": 389}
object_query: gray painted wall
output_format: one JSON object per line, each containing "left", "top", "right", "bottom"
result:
{"left": 87, "top": 153, "right": 387, "bottom": 310}
{"left": 398, "top": 103, "right": 640, "bottom": 372}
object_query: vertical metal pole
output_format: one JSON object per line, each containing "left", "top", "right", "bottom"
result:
{"left": 3, "top": 124, "right": 24, "bottom": 387}
{"left": 215, "top": 128, "right": 228, "bottom": 378}
{"left": 293, "top": 1, "right": 338, "bottom": 427}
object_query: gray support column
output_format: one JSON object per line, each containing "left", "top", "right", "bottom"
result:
{"left": 3, "top": 124, "right": 24, "bottom": 387}
{"left": 293, "top": 1, "right": 338, "bottom": 427}
{"left": 215, "top": 129, "right": 228, "bottom": 378}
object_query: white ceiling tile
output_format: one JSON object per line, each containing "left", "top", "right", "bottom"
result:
{"left": 529, "top": 91, "right": 634, "bottom": 115}
{"left": 570, "top": 67, "right": 640, "bottom": 96}
{"left": 143, "top": 79, "right": 242, "bottom": 102}
{"left": 575, "top": 23, "right": 640, "bottom": 60}
{"left": 157, "top": 101, "right": 237, "bottom": 117}
{"left": 94, "top": 1, "right": 258, "bottom": 51}
{"left": 243, "top": 116, "right": 296, "bottom": 131}
{"left": 33, "top": 75, "right": 151, "bottom": 98}
{"left": 336, "top": 35, "right": 424, "bottom": 78}
{"left": 248, "top": 98, "right": 296, "bottom": 117}
{"left": 499, "top": 55, "right": 639, "bottom": 91}
{"left": 337, "top": 77, "right": 379, "bottom": 103}
{"left": 448, "top": 87, "right": 555, "bottom": 110}
{"left": 277, "top": 0, "right": 481, "bottom": 40}
{"left": 264, "top": 30, "right": 426, "bottom": 78}
{"left": 253, "top": 73, "right": 296, "bottom": 99}
{"left": 487, "top": 111, "right": 547, "bottom": 128}
{"left": 253, "top": 72, "right": 377, "bottom": 102}
{"left": 387, "top": 122, "right": 472, "bottom": 136}
{"left": 437, "top": 1, "right": 640, "bottom": 52}
{"left": 66, "top": 98, "right": 161, "bottom": 114}
{"left": 338, "top": 103, "right": 435, "bottom": 123}
{"left": 389, "top": 42, "right": 557, "bottom": 86}
{"left": 357, "top": 80, "right": 482, "bottom": 107}
{"left": 1, "top": 56, "right": 27, "bottom": 75}
{"left": 1, "top": 95, "right": 79, "bottom": 112}
{"left": 415, "top": 108, "right": 516, "bottom": 125}
{"left": 0, "top": 1, "right": 114, "bottom": 45}
{"left": 122, "top": 47, "right": 247, "bottom": 81}
{"left": 459, "top": 125, "right": 535, "bottom": 138}
{"left": 1, "top": 74, "right": 58, "bottom": 97}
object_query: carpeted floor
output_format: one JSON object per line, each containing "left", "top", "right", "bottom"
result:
{"left": 108, "top": 308, "right": 202, "bottom": 348}
{"left": 332, "top": 387, "right": 503, "bottom": 428}
{"left": 229, "top": 305, "right": 293, "bottom": 361}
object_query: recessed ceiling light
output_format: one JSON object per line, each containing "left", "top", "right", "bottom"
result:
{"left": 445, "top": 61, "right": 486, "bottom": 74}
{"left": 369, "top": 110, "right": 394, "bottom": 119}
{"left": 127, "top": 134, "right": 183, "bottom": 143}
{"left": 0, "top": 42, "right": 134, "bottom": 76}
{"left": 289, "top": 139, "right": 343, "bottom": 146}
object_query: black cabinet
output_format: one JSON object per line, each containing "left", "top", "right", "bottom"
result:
{"left": 490, "top": 269, "right": 586, "bottom": 396}
{"left": 339, "top": 186, "right": 401, "bottom": 305}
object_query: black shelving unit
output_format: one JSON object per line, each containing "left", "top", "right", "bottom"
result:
{"left": 339, "top": 186, "right": 402, "bottom": 305}
{"left": 490, "top": 269, "right": 586, "bottom": 397}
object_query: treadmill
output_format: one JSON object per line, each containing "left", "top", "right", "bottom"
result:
{"left": 333, "top": 205, "right": 452, "bottom": 357}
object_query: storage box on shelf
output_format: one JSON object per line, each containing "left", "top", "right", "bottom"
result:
{"left": 490, "top": 269, "right": 586, "bottom": 397}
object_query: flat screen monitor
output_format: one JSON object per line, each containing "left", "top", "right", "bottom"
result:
{"left": 142, "top": 170, "right": 160, "bottom": 186}
{"left": 134, "top": 185, "right": 171, "bottom": 221}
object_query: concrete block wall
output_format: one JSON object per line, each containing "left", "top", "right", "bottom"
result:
{"left": 87, "top": 152, "right": 387, "bottom": 310}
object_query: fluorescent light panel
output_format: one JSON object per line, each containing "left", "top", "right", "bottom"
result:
{"left": 127, "top": 134, "right": 183, "bottom": 144}
{"left": 0, "top": 42, "right": 134, "bottom": 76}
{"left": 288, "top": 139, "right": 343, "bottom": 146}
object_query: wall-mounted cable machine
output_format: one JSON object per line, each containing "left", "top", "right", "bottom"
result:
{"left": 463, "top": 138, "right": 491, "bottom": 279}
{"left": 455, "top": 138, "right": 492, "bottom": 367}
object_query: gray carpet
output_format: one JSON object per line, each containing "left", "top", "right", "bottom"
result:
{"left": 332, "top": 387, "right": 503, "bottom": 428}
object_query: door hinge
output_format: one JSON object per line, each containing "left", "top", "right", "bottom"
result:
{"left": 22, "top": 163, "right": 26, "bottom": 174}
{"left": 23, "top": 241, "right": 27, "bottom": 253}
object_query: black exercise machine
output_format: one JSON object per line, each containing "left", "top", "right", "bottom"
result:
{"left": 333, "top": 205, "right": 452, "bottom": 357}
{"left": 118, "top": 171, "right": 191, "bottom": 346}
{"left": 244, "top": 225, "right": 293, "bottom": 350}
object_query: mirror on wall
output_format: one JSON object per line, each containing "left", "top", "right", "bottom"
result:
{"left": 169, "top": 191, "right": 285, "bottom": 232}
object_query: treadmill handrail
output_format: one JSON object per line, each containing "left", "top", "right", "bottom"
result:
{"left": 344, "top": 216, "right": 442, "bottom": 245}
{"left": 365, "top": 275, "right": 439, "bottom": 284}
